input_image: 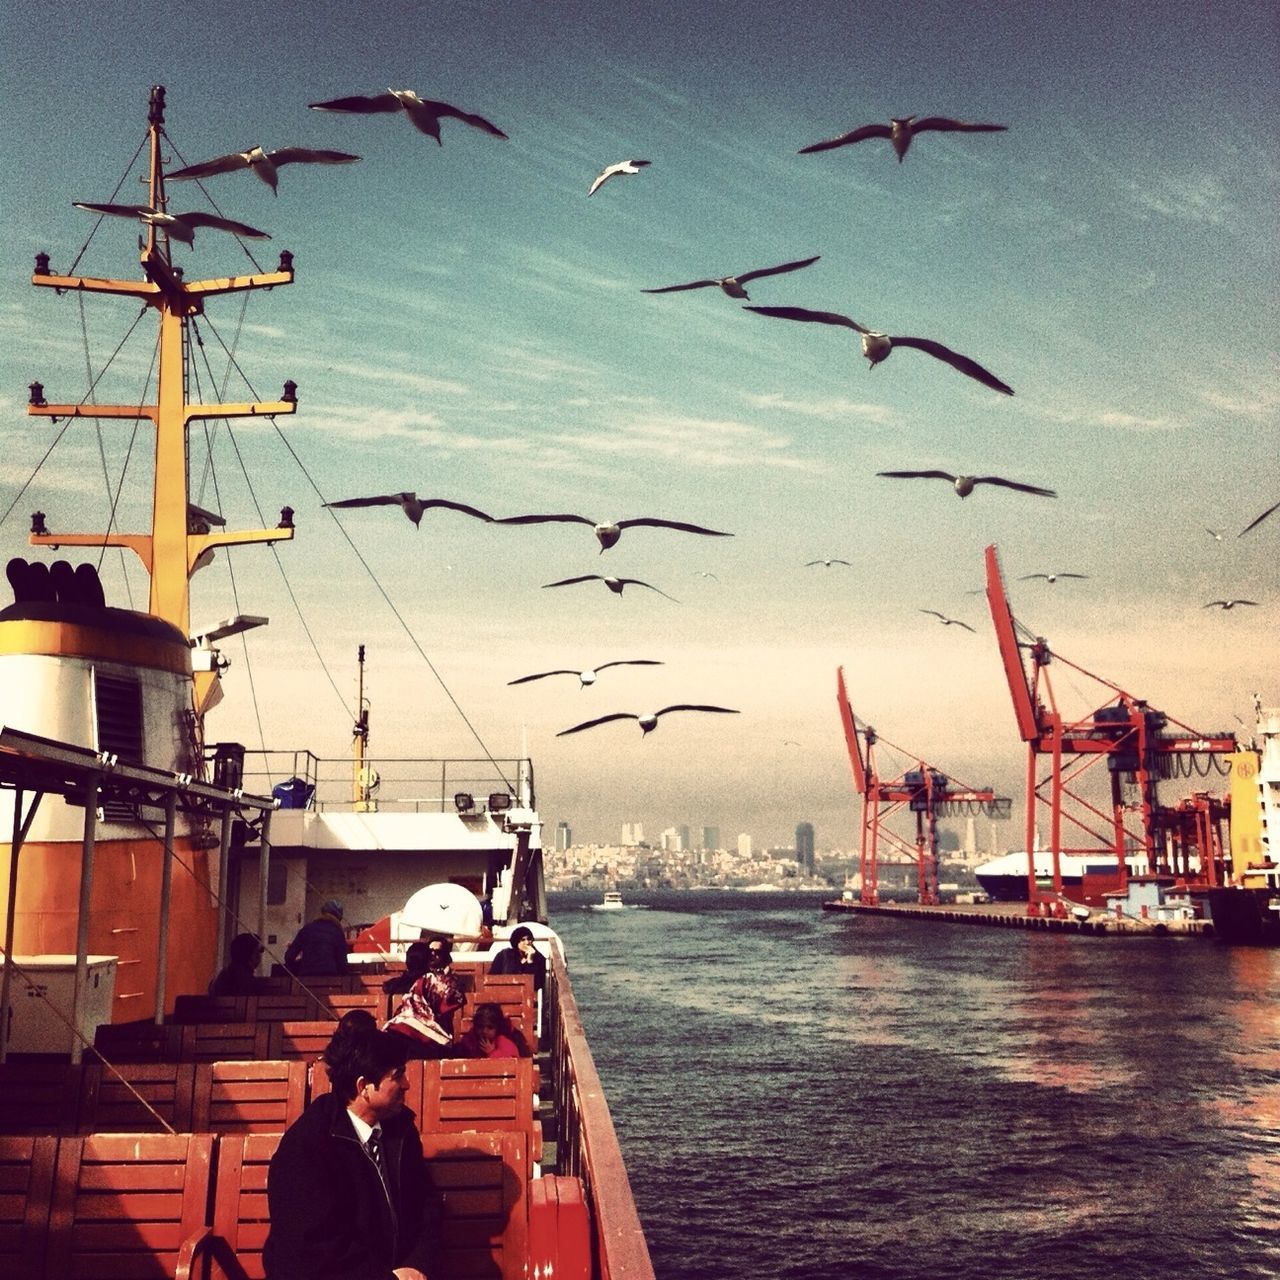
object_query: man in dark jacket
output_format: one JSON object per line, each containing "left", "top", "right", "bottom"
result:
{"left": 283, "top": 899, "right": 350, "bottom": 975}
{"left": 264, "top": 1026, "right": 441, "bottom": 1280}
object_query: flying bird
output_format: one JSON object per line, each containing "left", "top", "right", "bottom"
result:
{"left": 168, "top": 146, "right": 361, "bottom": 195}
{"left": 799, "top": 115, "right": 1007, "bottom": 162}
{"left": 693, "top": 570, "right": 720, "bottom": 581}
{"left": 497, "top": 513, "right": 731, "bottom": 553}
{"left": 72, "top": 202, "right": 269, "bottom": 246}
{"left": 1019, "top": 572, "right": 1089, "bottom": 584}
{"left": 1205, "top": 528, "right": 1224, "bottom": 542}
{"left": 588, "top": 159, "right": 651, "bottom": 196}
{"left": 542, "top": 575, "right": 679, "bottom": 602}
{"left": 1239, "top": 499, "right": 1280, "bottom": 537}
{"left": 806, "top": 557, "right": 852, "bottom": 568}
{"left": 508, "top": 660, "right": 664, "bottom": 688}
{"left": 308, "top": 90, "right": 507, "bottom": 144}
{"left": 1203, "top": 599, "right": 1258, "bottom": 610}
{"left": 876, "top": 470, "right": 1056, "bottom": 499}
{"left": 642, "top": 255, "right": 820, "bottom": 300}
{"left": 921, "top": 609, "right": 976, "bottom": 632}
{"left": 323, "top": 493, "right": 493, "bottom": 527}
{"left": 744, "top": 306, "right": 1013, "bottom": 395}
{"left": 556, "top": 705, "right": 740, "bottom": 736}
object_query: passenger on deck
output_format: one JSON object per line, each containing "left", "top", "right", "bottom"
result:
{"left": 455, "top": 1001, "right": 529, "bottom": 1060}
{"left": 284, "top": 900, "right": 350, "bottom": 976}
{"left": 383, "top": 938, "right": 465, "bottom": 1058}
{"left": 489, "top": 924, "right": 547, "bottom": 991}
{"left": 264, "top": 1026, "right": 441, "bottom": 1280}
{"left": 208, "top": 932, "right": 263, "bottom": 996}
{"left": 322, "top": 1009, "right": 379, "bottom": 1076}
{"left": 381, "top": 941, "right": 431, "bottom": 996}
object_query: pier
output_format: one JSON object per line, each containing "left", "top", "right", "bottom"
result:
{"left": 821, "top": 898, "right": 1213, "bottom": 938}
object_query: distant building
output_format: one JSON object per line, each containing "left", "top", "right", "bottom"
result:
{"left": 737, "top": 832, "right": 752, "bottom": 859}
{"left": 679, "top": 825, "right": 691, "bottom": 851}
{"left": 795, "top": 822, "right": 815, "bottom": 875}
{"left": 702, "top": 825, "right": 720, "bottom": 852}
{"left": 621, "top": 821, "right": 645, "bottom": 846}
{"left": 555, "top": 821, "right": 572, "bottom": 853}
{"left": 660, "top": 827, "right": 684, "bottom": 852}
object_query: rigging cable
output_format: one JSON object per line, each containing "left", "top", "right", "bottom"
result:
{"left": 65, "top": 132, "right": 149, "bottom": 277}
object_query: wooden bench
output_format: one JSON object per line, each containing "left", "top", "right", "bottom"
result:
{"left": 456, "top": 974, "right": 537, "bottom": 1053}
{"left": 0, "top": 1062, "right": 83, "bottom": 1134}
{"left": 423, "top": 1058, "right": 542, "bottom": 1173}
{"left": 178, "top": 1022, "right": 272, "bottom": 1063}
{"left": 171, "top": 992, "right": 381, "bottom": 1024}
{"left": 91, "top": 1018, "right": 178, "bottom": 1063}
{"left": 266, "top": 1019, "right": 342, "bottom": 1062}
{"left": 528, "top": 1175, "right": 592, "bottom": 1280}
{"left": 80, "top": 1060, "right": 197, "bottom": 1133}
{"left": 192, "top": 1060, "right": 308, "bottom": 1134}
{"left": 0, "top": 1135, "right": 58, "bottom": 1274}
{"left": 47, "top": 1132, "right": 215, "bottom": 1279}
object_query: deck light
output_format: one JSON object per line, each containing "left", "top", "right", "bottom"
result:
{"left": 454, "top": 792, "right": 476, "bottom": 814}
{"left": 487, "top": 793, "right": 513, "bottom": 813}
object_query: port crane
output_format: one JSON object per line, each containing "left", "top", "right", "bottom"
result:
{"left": 836, "top": 667, "right": 1010, "bottom": 904}
{"left": 983, "top": 545, "right": 1238, "bottom": 915}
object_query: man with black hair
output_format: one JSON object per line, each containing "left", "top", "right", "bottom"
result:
{"left": 264, "top": 1026, "right": 441, "bottom": 1280}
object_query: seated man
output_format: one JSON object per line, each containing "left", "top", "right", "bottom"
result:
{"left": 264, "top": 1026, "right": 441, "bottom": 1280}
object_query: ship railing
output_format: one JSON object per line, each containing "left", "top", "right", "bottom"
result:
{"left": 226, "top": 749, "right": 536, "bottom": 813}
{"left": 543, "top": 945, "right": 654, "bottom": 1280}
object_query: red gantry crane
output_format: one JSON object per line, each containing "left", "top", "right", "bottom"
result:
{"left": 983, "top": 544, "right": 1237, "bottom": 916}
{"left": 837, "top": 667, "right": 1011, "bottom": 905}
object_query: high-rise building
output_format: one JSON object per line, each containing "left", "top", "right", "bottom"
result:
{"left": 795, "top": 822, "right": 815, "bottom": 875}
{"left": 737, "top": 832, "right": 752, "bottom": 859}
{"left": 554, "top": 821, "right": 572, "bottom": 852}
{"left": 678, "top": 825, "right": 690, "bottom": 851}
{"left": 702, "top": 825, "right": 720, "bottom": 852}
{"left": 621, "top": 821, "right": 645, "bottom": 846}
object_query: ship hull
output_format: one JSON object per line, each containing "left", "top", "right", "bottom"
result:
{"left": 1205, "top": 887, "right": 1280, "bottom": 946}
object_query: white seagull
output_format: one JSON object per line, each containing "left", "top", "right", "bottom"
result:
{"left": 806, "top": 557, "right": 852, "bottom": 568}
{"left": 542, "top": 575, "right": 679, "bottom": 602}
{"left": 497, "top": 512, "right": 731, "bottom": 553}
{"left": 308, "top": 90, "right": 507, "bottom": 144}
{"left": 1019, "top": 572, "right": 1089, "bottom": 584}
{"left": 72, "top": 202, "right": 269, "bottom": 246}
{"left": 1203, "top": 599, "right": 1258, "bottom": 611}
{"left": 642, "top": 255, "right": 820, "bottom": 301}
{"left": 921, "top": 609, "right": 976, "bottom": 632}
{"left": 508, "top": 660, "right": 664, "bottom": 688}
{"left": 1205, "top": 528, "right": 1224, "bottom": 542}
{"left": 588, "top": 159, "right": 651, "bottom": 196}
{"left": 1239, "top": 499, "right": 1280, "bottom": 537}
{"left": 799, "top": 115, "right": 1007, "bottom": 163}
{"left": 167, "top": 145, "right": 361, "bottom": 194}
{"left": 877, "top": 470, "right": 1056, "bottom": 499}
{"left": 323, "top": 493, "right": 493, "bottom": 527}
{"left": 556, "top": 705, "right": 740, "bottom": 737}
{"left": 745, "top": 306, "right": 1013, "bottom": 395}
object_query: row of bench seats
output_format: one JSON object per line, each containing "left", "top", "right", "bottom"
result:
{"left": 0, "top": 1126, "right": 587, "bottom": 1280}
{"left": 0, "top": 1057, "right": 542, "bottom": 1169}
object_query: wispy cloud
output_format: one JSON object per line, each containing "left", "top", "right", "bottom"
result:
{"left": 289, "top": 355, "right": 470, "bottom": 398}
{"left": 1025, "top": 400, "right": 1181, "bottom": 433}
{"left": 744, "top": 391, "right": 893, "bottom": 424}
{"left": 1199, "top": 386, "right": 1280, "bottom": 418}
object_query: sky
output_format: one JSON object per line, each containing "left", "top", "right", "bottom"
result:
{"left": 0, "top": 0, "right": 1276, "bottom": 850}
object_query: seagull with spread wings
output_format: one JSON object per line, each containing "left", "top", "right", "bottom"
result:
{"left": 877, "top": 470, "right": 1056, "bottom": 498}
{"left": 921, "top": 609, "right": 976, "bottom": 632}
{"left": 745, "top": 305, "right": 1013, "bottom": 395}
{"left": 642, "top": 255, "right": 820, "bottom": 300}
{"left": 1239, "top": 499, "right": 1280, "bottom": 537}
{"left": 73, "top": 202, "right": 269, "bottom": 246}
{"left": 168, "top": 146, "right": 361, "bottom": 194}
{"left": 588, "top": 159, "right": 651, "bottom": 196}
{"left": 806, "top": 557, "right": 852, "bottom": 568}
{"left": 323, "top": 493, "right": 493, "bottom": 527}
{"left": 308, "top": 90, "right": 507, "bottom": 144}
{"left": 497, "top": 512, "right": 731, "bottom": 553}
{"left": 1019, "top": 572, "right": 1089, "bottom": 584}
{"left": 508, "top": 660, "right": 664, "bottom": 688}
{"left": 556, "top": 705, "right": 740, "bottom": 737}
{"left": 800, "top": 114, "right": 1007, "bottom": 162}
{"left": 1203, "top": 599, "right": 1259, "bottom": 611}
{"left": 542, "top": 575, "right": 679, "bottom": 602}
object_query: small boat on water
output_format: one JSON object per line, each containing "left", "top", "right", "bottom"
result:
{"left": 591, "top": 890, "right": 626, "bottom": 911}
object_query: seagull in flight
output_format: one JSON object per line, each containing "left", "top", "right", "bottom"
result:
{"left": 1019, "top": 572, "right": 1089, "bottom": 584}
{"left": 167, "top": 146, "right": 361, "bottom": 194}
{"left": 745, "top": 306, "right": 1013, "bottom": 395}
{"left": 806, "top": 557, "right": 852, "bottom": 568}
{"left": 1239, "top": 499, "right": 1280, "bottom": 537}
{"left": 543, "top": 575, "right": 679, "bottom": 602}
{"left": 556, "top": 705, "right": 740, "bottom": 737}
{"left": 323, "top": 493, "right": 493, "bottom": 527}
{"left": 588, "top": 159, "right": 651, "bottom": 196}
{"left": 1203, "top": 599, "right": 1258, "bottom": 611}
{"left": 877, "top": 470, "right": 1056, "bottom": 499}
{"left": 1205, "top": 528, "right": 1224, "bottom": 542}
{"left": 308, "top": 90, "right": 507, "bottom": 144}
{"left": 72, "top": 202, "right": 269, "bottom": 246}
{"left": 799, "top": 115, "right": 1007, "bottom": 163}
{"left": 642, "top": 255, "right": 820, "bottom": 301}
{"left": 508, "top": 660, "right": 664, "bottom": 688}
{"left": 921, "top": 609, "right": 976, "bottom": 632}
{"left": 497, "top": 512, "right": 731, "bottom": 553}
{"left": 693, "top": 570, "right": 720, "bottom": 581}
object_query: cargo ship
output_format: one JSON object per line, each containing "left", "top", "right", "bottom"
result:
{"left": 0, "top": 86, "right": 653, "bottom": 1277}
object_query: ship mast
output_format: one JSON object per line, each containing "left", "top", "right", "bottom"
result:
{"left": 26, "top": 85, "right": 298, "bottom": 719}
{"left": 352, "top": 644, "right": 375, "bottom": 812}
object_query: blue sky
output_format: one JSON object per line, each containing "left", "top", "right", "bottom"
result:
{"left": 1, "top": 0, "right": 1275, "bottom": 848}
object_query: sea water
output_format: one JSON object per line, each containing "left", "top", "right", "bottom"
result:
{"left": 552, "top": 890, "right": 1280, "bottom": 1280}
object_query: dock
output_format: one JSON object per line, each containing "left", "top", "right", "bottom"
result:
{"left": 821, "top": 898, "right": 1212, "bottom": 938}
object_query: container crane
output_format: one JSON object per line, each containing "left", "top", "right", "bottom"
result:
{"left": 836, "top": 667, "right": 1010, "bottom": 904}
{"left": 982, "top": 544, "right": 1238, "bottom": 915}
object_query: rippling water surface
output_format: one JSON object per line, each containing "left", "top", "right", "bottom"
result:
{"left": 551, "top": 890, "right": 1280, "bottom": 1280}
